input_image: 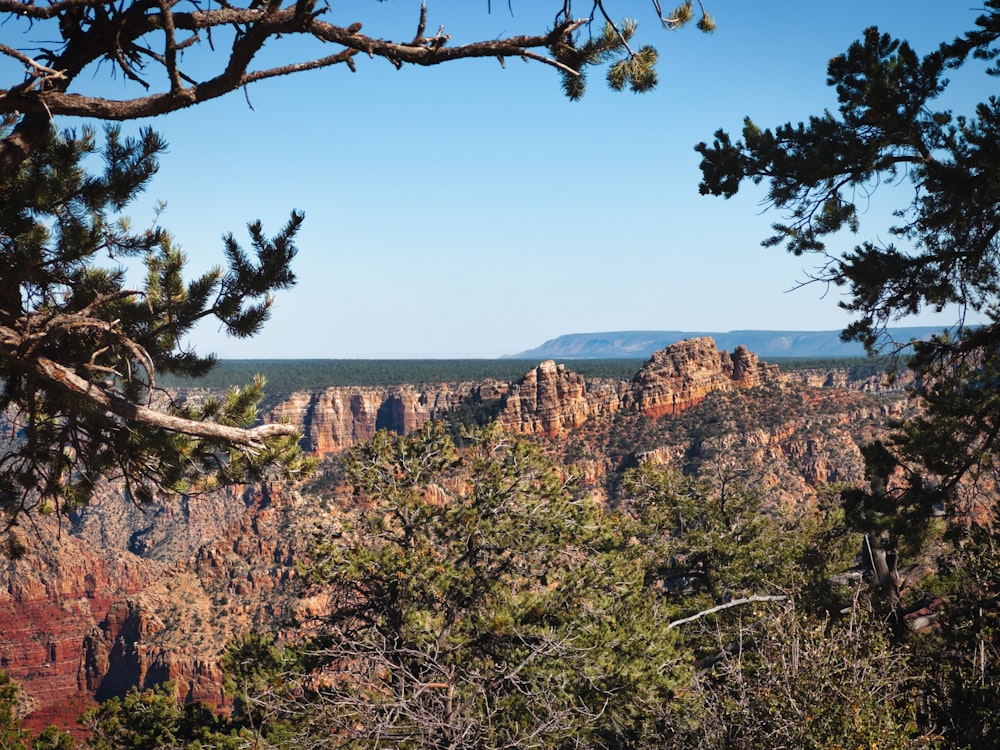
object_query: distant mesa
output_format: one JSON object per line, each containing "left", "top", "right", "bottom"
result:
{"left": 508, "top": 327, "right": 946, "bottom": 360}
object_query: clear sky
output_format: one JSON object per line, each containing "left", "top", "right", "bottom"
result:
{"left": 6, "top": 2, "right": 990, "bottom": 357}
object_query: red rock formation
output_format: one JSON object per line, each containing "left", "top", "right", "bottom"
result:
{"left": 81, "top": 598, "right": 228, "bottom": 707}
{"left": 497, "top": 360, "right": 622, "bottom": 437}
{"left": 0, "top": 522, "right": 158, "bottom": 734}
{"left": 627, "top": 338, "right": 775, "bottom": 418}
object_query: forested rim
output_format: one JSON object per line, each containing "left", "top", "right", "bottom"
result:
{"left": 156, "top": 360, "right": 646, "bottom": 391}
{"left": 155, "top": 357, "right": 889, "bottom": 392}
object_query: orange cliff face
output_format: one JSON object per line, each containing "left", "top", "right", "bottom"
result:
{"left": 494, "top": 340, "right": 778, "bottom": 436}
{"left": 267, "top": 339, "right": 779, "bottom": 450}
{"left": 496, "top": 360, "right": 625, "bottom": 437}
{"left": 626, "top": 338, "right": 777, "bottom": 418}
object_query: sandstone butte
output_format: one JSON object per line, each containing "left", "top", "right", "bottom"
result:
{"left": 0, "top": 337, "right": 889, "bottom": 734}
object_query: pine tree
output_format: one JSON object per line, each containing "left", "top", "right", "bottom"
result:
{"left": 696, "top": 5, "right": 1000, "bottom": 741}
{"left": 696, "top": 7, "right": 1000, "bottom": 553}
{"left": 0, "top": 672, "right": 29, "bottom": 750}
{"left": 0, "top": 124, "right": 312, "bottom": 537}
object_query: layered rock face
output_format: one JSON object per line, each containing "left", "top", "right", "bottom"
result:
{"left": 4, "top": 482, "right": 257, "bottom": 733}
{"left": 271, "top": 338, "right": 778, "bottom": 449}
{"left": 270, "top": 382, "right": 508, "bottom": 454}
{"left": 626, "top": 338, "right": 776, "bottom": 418}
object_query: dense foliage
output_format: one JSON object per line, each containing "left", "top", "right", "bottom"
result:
{"left": 13, "top": 422, "right": 953, "bottom": 749}
{"left": 0, "top": 126, "right": 311, "bottom": 536}
{"left": 265, "top": 424, "right": 697, "bottom": 748}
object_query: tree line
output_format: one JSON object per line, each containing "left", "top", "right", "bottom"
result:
{"left": 156, "top": 359, "right": 649, "bottom": 392}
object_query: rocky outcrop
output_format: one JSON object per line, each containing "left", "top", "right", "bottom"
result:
{"left": 495, "top": 339, "right": 777, "bottom": 436}
{"left": 496, "top": 361, "right": 627, "bottom": 437}
{"left": 272, "top": 339, "right": 780, "bottom": 448}
{"left": 4, "top": 482, "right": 258, "bottom": 732}
{"left": 80, "top": 588, "right": 229, "bottom": 707}
{"left": 787, "top": 367, "right": 912, "bottom": 393}
{"left": 626, "top": 338, "right": 777, "bottom": 418}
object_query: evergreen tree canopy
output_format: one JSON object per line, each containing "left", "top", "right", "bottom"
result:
{"left": 271, "top": 423, "right": 696, "bottom": 748}
{"left": 0, "top": 0, "right": 715, "bottom": 177}
{"left": 0, "top": 124, "right": 311, "bottom": 536}
{"left": 696, "top": 3, "right": 1000, "bottom": 521}
{"left": 695, "top": 13, "right": 1000, "bottom": 727}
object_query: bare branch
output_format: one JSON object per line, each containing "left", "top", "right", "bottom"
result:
{"left": 0, "top": 321, "right": 295, "bottom": 448}
{"left": 0, "top": 2, "right": 657, "bottom": 176}
{"left": 0, "top": 44, "right": 67, "bottom": 87}
{"left": 0, "top": 6, "right": 586, "bottom": 123}
{"left": 34, "top": 353, "right": 297, "bottom": 447}
{"left": 667, "top": 595, "right": 788, "bottom": 630}
{"left": 157, "top": 0, "right": 184, "bottom": 93}
{"left": 520, "top": 48, "right": 582, "bottom": 78}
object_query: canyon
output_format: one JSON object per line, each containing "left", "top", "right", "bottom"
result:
{"left": 0, "top": 338, "right": 906, "bottom": 733}
{"left": 270, "top": 337, "right": 780, "bottom": 450}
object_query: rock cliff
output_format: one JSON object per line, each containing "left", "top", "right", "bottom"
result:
{"left": 80, "top": 484, "right": 323, "bottom": 709}
{"left": 0, "top": 522, "right": 158, "bottom": 732}
{"left": 270, "top": 338, "right": 779, "bottom": 449}
{"left": 626, "top": 338, "right": 776, "bottom": 418}
{"left": 5, "top": 336, "right": 895, "bottom": 734}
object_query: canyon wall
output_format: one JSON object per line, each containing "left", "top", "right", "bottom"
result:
{"left": 1, "top": 524, "right": 159, "bottom": 731}
{"left": 79, "top": 484, "right": 311, "bottom": 709}
{"left": 269, "top": 382, "right": 508, "bottom": 453}
{"left": 6, "top": 337, "right": 885, "bottom": 733}
{"left": 270, "top": 337, "right": 779, "bottom": 451}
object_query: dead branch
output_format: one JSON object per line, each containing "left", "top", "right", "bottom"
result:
{"left": 667, "top": 595, "right": 789, "bottom": 630}
{"left": 33, "top": 354, "right": 295, "bottom": 447}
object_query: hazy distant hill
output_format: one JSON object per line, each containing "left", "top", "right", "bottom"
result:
{"left": 509, "top": 328, "right": 946, "bottom": 359}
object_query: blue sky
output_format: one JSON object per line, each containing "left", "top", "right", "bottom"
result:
{"left": 7, "top": 2, "right": 990, "bottom": 357}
